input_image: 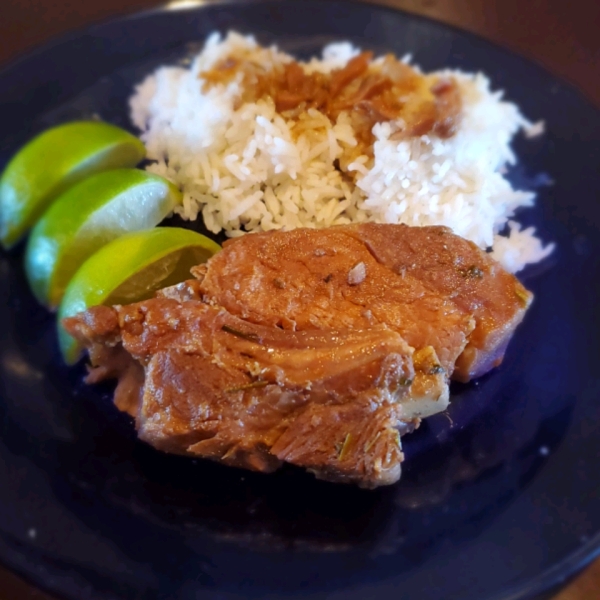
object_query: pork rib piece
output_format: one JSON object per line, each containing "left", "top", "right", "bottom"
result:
{"left": 64, "top": 223, "right": 532, "bottom": 488}
{"left": 193, "top": 223, "right": 532, "bottom": 382}
{"left": 65, "top": 299, "right": 447, "bottom": 488}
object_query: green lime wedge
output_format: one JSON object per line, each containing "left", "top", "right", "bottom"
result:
{"left": 25, "top": 169, "right": 182, "bottom": 309}
{"left": 0, "top": 121, "right": 146, "bottom": 248}
{"left": 57, "top": 227, "right": 221, "bottom": 364}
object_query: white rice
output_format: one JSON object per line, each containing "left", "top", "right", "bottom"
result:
{"left": 129, "top": 31, "right": 553, "bottom": 272}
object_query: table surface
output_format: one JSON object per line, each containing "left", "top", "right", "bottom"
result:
{"left": 0, "top": 1, "right": 598, "bottom": 599}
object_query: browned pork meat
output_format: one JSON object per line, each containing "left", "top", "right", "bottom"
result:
{"left": 193, "top": 223, "right": 532, "bottom": 382}
{"left": 64, "top": 224, "right": 532, "bottom": 487}
{"left": 65, "top": 299, "right": 447, "bottom": 487}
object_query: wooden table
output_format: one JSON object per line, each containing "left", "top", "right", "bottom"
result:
{"left": 0, "top": 1, "right": 598, "bottom": 599}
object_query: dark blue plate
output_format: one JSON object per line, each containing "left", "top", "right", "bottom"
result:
{"left": 1, "top": 1, "right": 599, "bottom": 599}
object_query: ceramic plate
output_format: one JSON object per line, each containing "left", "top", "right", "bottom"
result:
{"left": 1, "top": 1, "right": 599, "bottom": 599}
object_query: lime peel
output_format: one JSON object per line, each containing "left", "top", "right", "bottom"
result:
{"left": 25, "top": 168, "right": 182, "bottom": 308}
{"left": 0, "top": 121, "right": 146, "bottom": 248}
{"left": 57, "top": 227, "right": 221, "bottom": 364}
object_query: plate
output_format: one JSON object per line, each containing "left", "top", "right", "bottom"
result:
{"left": 1, "top": 1, "right": 600, "bottom": 599}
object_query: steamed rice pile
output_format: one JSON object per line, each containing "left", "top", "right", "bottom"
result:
{"left": 129, "top": 32, "right": 553, "bottom": 272}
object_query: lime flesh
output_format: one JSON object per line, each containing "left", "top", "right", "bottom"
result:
{"left": 25, "top": 169, "right": 182, "bottom": 309}
{"left": 0, "top": 121, "right": 146, "bottom": 248}
{"left": 57, "top": 227, "right": 221, "bottom": 364}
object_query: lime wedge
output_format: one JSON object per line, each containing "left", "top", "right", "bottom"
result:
{"left": 57, "top": 227, "right": 221, "bottom": 364}
{"left": 0, "top": 121, "right": 146, "bottom": 248}
{"left": 25, "top": 169, "right": 182, "bottom": 309}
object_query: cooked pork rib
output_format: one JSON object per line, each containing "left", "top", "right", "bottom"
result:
{"left": 64, "top": 224, "right": 532, "bottom": 487}
{"left": 193, "top": 224, "right": 532, "bottom": 381}
{"left": 66, "top": 300, "right": 447, "bottom": 487}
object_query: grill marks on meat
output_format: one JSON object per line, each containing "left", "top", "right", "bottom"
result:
{"left": 64, "top": 224, "right": 532, "bottom": 487}
{"left": 65, "top": 299, "right": 446, "bottom": 487}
